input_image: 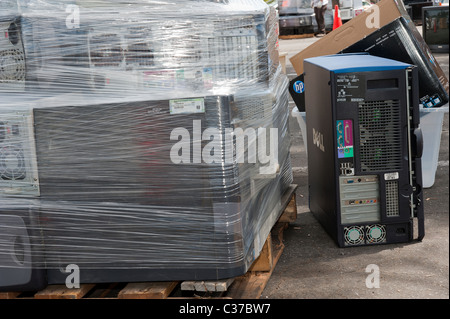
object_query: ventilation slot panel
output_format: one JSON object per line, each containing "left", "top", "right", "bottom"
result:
{"left": 358, "top": 100, "right": 403, "bottom": 172}
{"left": 0, "top": 110, "right": 40, "bottom": 196}
{"left": 89, "top": 33, "right": 124, "bottom": 68}
{"left": 385, "top": 180, "right": 400, "bottom": 217}
{"left": 0, "top": 49, "right": 26, "bottom": 85}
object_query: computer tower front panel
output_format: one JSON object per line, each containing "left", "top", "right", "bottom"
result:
{"left": 0, "top": 203, "right": 47, "bottom": 292}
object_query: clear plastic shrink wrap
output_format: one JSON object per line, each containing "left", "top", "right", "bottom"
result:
{"left": 0, "top": 0, "right": 293, "bottom": 287}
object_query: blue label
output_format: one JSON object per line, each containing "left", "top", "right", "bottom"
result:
{"left": 293, "top": 81, "right": 305, "bottom": 94}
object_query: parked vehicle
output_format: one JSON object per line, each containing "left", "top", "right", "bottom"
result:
{"left": 337, "top": 0, "right": 373, "bottom": 21}
{"left": 278, "top": 0, "right": 333, "bottom": 35}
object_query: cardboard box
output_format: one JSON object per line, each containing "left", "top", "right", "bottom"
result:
{"left": 290, "top": 0, "right": 408, "bottom": 74}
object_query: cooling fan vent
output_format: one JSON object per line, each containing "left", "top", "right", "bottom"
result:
{"left": 0, "top": 144, "right": 26, "bottom": 181}
{"left": 0, "top": 112, "right": 39, "bottom": 197}
{"left": 365, "top": 224, "right": 386, "bottom": 244}
{"left": 206, "top": 16, "right": 263, "bottom": 83}
{"left": 126, "top": 24, "right": 154, "bottom": 67}
{"left": 0, "top": 49, "right": 26, "bottom": 84}
{"left": 237, "top": 95, "right": 273, "bottom": 123}
{"left": 358, "top": 100, "right": 402, "bottom": 172}
{"left": 344, "top": 226, "right": 365, "bottom": 246}
{"left": 126, "top": 42, "right": 154, "bottom": 67}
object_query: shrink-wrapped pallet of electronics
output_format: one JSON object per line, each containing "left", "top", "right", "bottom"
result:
{"left": 0, "top": 0, "right": 293, "bottom": 291}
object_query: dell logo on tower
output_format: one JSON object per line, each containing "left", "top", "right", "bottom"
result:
{"left": 313, "top": 128, "right": 325, "bottom": 152}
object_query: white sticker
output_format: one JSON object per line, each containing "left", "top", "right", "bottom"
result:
{"left": 170, "top": 98, "right": 205, "bottom": 114}
{"left": 384, "top": 172, "right": 399, "bottom": 180}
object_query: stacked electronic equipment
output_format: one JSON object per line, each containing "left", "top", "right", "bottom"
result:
{"left": 0, "top": 0, "right": 293, "bottom": 291}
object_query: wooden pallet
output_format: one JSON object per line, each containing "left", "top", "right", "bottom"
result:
{"left": 0, "top": 185, "right": 297, "bottom": 300}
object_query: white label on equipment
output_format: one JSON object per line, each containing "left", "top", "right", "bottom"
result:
{"left": 384, "top": 172, "right": 399, "bottom": 180}
{"left": 170, "top": 98, "right": 205, "bottom": 114}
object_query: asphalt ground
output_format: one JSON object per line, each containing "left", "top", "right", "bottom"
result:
{"left": 261, "top": 33, "right": 449, "bottom": 299}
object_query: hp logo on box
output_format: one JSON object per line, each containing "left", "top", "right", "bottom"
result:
{"left": 293, "top": 80, "right": 304, "bottom": 94}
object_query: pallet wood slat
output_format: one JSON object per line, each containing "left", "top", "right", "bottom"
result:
{"left": 0, "top": 292, "right": 21, "bottom": 299}
{"left": 278, "top": 190, "right": 298, "bottom": 223}
{"left": 34, "top": 284, "right": 96, "bottom": 299}
{"left": 248, "top": 233, "right": 273, "bottom": 272}
{"left": 226, "top": 272, "right": 271, "bottom": 299}
{"left": 118, "top": 281, "right": 179, "bottom": 299}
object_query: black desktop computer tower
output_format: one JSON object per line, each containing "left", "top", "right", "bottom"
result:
{"left": 0, "top": 201, "right": 47, "bottom": 292}
{"left": 304, "top": 53, "right": 424, "bottom": 248}
{"left": 0, "top": 105, "right": 45, "bottom": 292}
{"left": 0, "top": 16, "right": 26, "bottom": 92}
{"left": 1, "top": 14, "right": 91, "bottom": 94}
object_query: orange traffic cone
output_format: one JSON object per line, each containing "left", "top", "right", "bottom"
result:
{"left": 333, "top": 5, "right": 343, "bottom": 30}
